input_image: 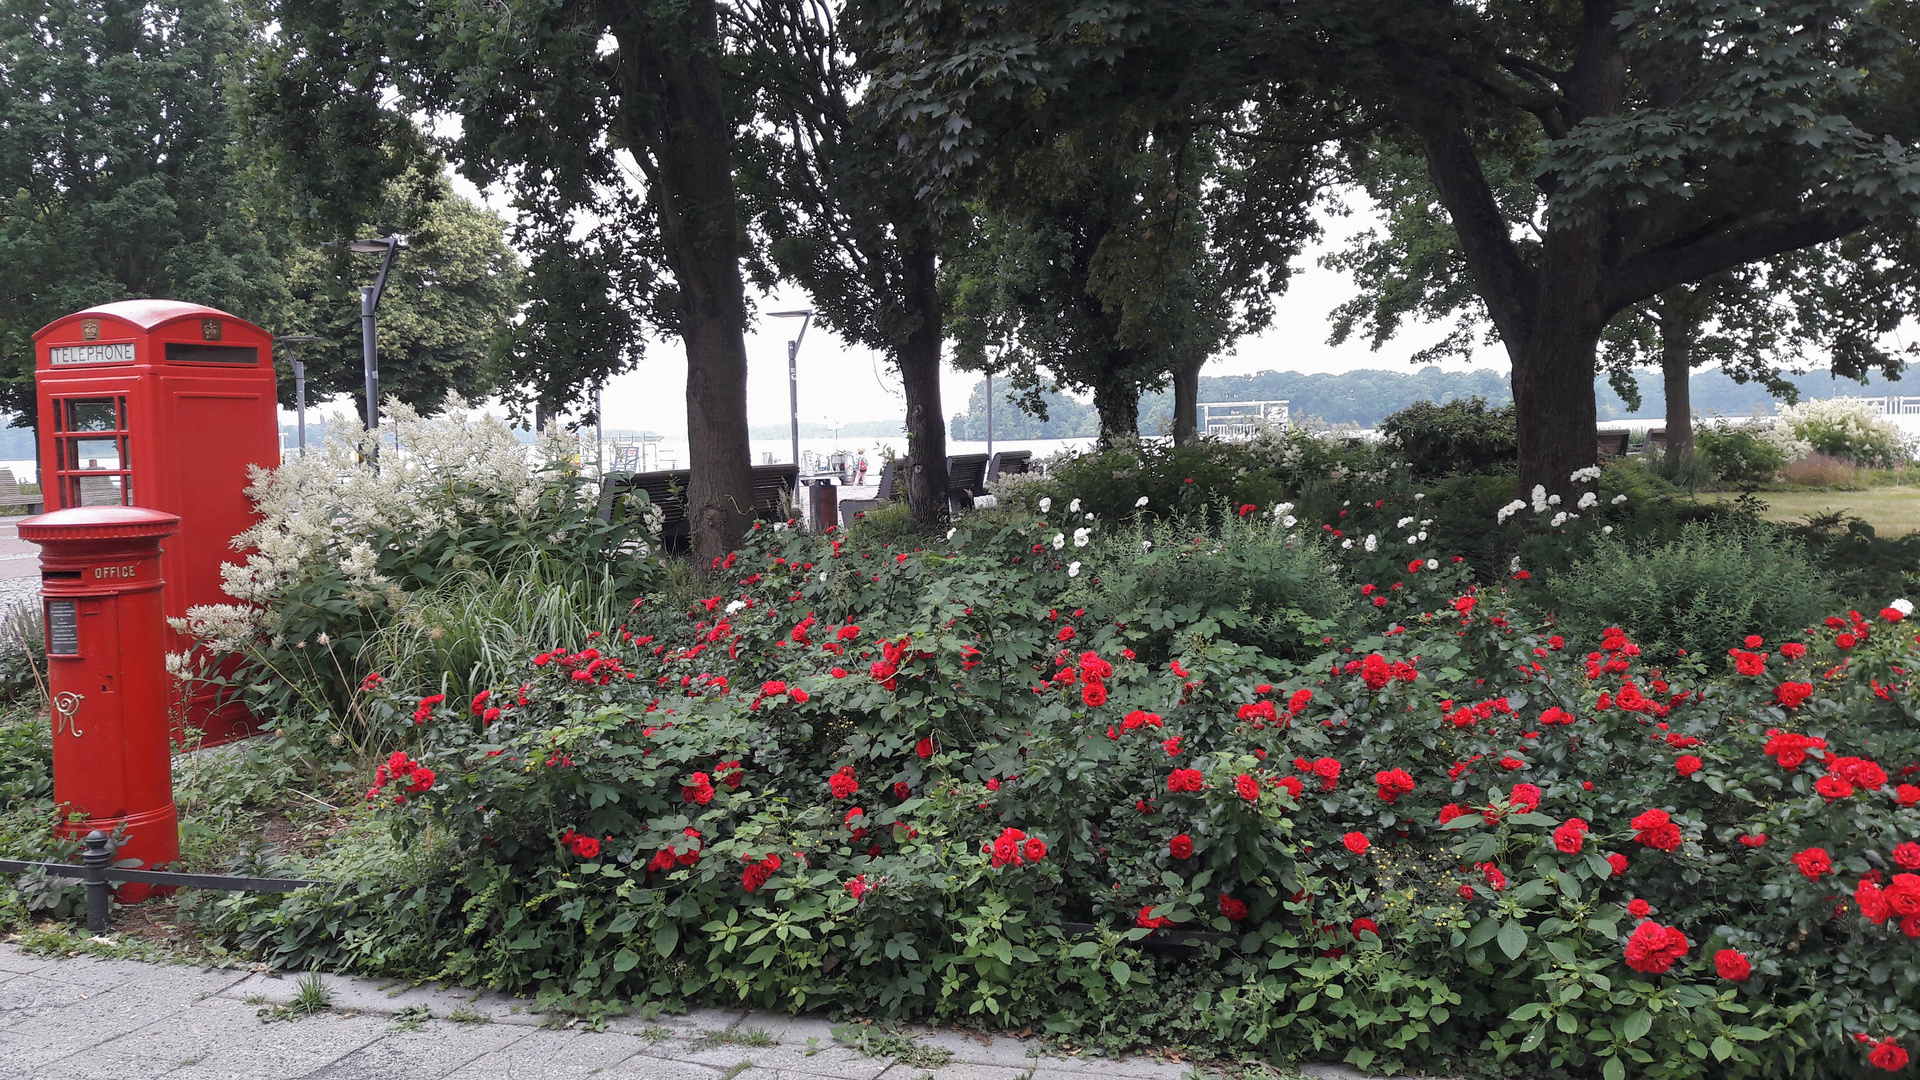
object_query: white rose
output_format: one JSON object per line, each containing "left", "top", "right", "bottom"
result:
{"left": 1039, "top": 497, "right": 1052, "bottom": 512}
{"left": 1069, "top": 498, "right": 1081, "bottom": 512}
{"left": 1073, "top": 528, "right": 1090, "bottom": 547}
{"left": 1342, "top": 538, "right": 1353, "bottom": 549}
{"left": 946, "top": 527, "right": 956, "bottom": 539}
{"left": 1551, "top": 512, "right": 1568, "bottom": 527}
{"left": 1364, "top": 534, "right": 1378, "bottom": 552}
{"left": 725, "top": 600, "right": 746, "bottom": 614}
{"left": 1426, "top": 559, "right": 1439, "bottom": 570}
{"left": 1892, "top": 598, "right": 1914, "bottom": 617}
{"left": 1135, "top": 496, "right": 1149, "bottom": 508}
{"left": 1068, "top": 561, "right": 1081, "bottom": 577}
{"left": 1577, "top": 491, "right": 1598, "bottom": 509}
{"left": 1531, "top": 485, "right": 1549, "bottom": 513}
{"left": 1051, "top": 533, "right": 1065, "bottom": 550}
{"left": 1612, "top": 494, "right": 1628, "bottom": 505}
{"left": 1602, "top": 525, "right": 1614, "bottom": 535}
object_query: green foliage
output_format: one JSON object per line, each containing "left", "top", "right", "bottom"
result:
{"left": 1378, "top": 398, "right": 1516, "bottom": 479}
{"left": 0, "top": 604, "right": 46, "bottom": 710}
{"left": 1696, "top": 427, "right": 1788, "bottom": 488}
{"left": 1779, "top": 399, "right": 1914, "bottom": 468}
{"left": 1028, "top": 440, "right": 1285, "bottom": 523}
{"left": 1540, "top": 523, "right": 1839, "bottom": 658}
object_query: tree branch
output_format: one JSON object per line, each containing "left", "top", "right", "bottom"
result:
{"left": 1609, "top": 210, "right": 1870, "bottom": 311}
{"left": 1418, "top": 124, "right": 1536, "bottom": 345}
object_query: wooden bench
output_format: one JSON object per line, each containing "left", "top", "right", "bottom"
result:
{"left": 599, "top": 464, "right": 799, "bottom": 547}
{"left": 1644, "top": 428, "right": 1667, "bottom": 456}
{"left": 947, "top": 453, "right": 990, "bottom": 503}
{"left": 987, "top": 450, "right": 1032, "bottom": 483}
{"left": 1596, "top": 431, "right": 1630, "bottom": 459}
{"left": 0, "top": 469, "right": 42, "bottom": 514}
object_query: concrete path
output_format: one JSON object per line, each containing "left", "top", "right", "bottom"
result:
{"left": 0, "top": 945, "right": 1248, "bottom": 1080}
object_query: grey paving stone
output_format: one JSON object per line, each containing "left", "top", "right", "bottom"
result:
{"left": 130, "top": 999, "right": 389, "bottom": 1080}
{"left": 899, "top": 1064, "right": 1036, "bottom": 1080}
{"left": 915, "top": 1029, "right": 1047, "bottom": 1069}
{"left": 221, "top": 971, "right": 547, "bottom": 1028}
{"left": 441, "top": 1028, "right": 651, "bottom": 1080}
{"left": 1022, "top": 1055, "right": 1193, "bottom": 1080}
{"left": 750, "top": 1013, "right": 848, "bottom": 1046}
{"left": 659, "top": 1041, "right": 892, "bottom": 1080}
{"left": 605, "top": 1004, "right": 747, "bottom": 1039}
{"left": 0, "top": 947, "right": 56, "bottom": 976}
{"left": 0, "top": 1025, "right": 97, "bottom": 1080}
{"left": 0, "top": 972, "right": 98, "bottom": 1027}
{"left": 298, "top": 1020, "right": 528, "bottom": 1080}
{"left": 619, "top": 1060, "right": 726, "bottom": 1080}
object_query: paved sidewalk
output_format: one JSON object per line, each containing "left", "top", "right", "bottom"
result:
{"left": 0, "top": 945, "right": 1233, "bottom": 1080}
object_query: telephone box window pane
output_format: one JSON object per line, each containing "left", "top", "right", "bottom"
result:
{"left": 163, "top": 343, "right": 258, "bottom": 365}
{"left": 64, "top": 399, "right": 118, "bottom": 432}
{"left": 75, "top": 475, "right": 124, "bottom": 506}
{"left": 72, "top": 439, "right": 122, "bottom": 469}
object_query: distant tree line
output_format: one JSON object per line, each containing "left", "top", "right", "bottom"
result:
{"left": 951, "top": 366, "right": 1920, "bottom": 439}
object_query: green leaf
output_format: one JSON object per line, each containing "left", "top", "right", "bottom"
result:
{"left": 612, "top": 947, "right": 639, "bottom": 973}
{"left": 1109, "top": 960, "right": 1133, "bottom": 985}
{"left": 1711, "top": 1036, "right": 1734, "bottom": 1061}
{"left": 654, "top": 922, "right": 679, "bottom": 958}
{"left": 1466, "top": 918, "right": 1500, "bottom": 948}
{"left": 1624, "top": 1010, "right": 1653, "bottom": 1043}
{"left": 1604, "top": 1055, "right": 1626, "bottom": 1080}
{"left": 1068, "top": 941, "right": 1101, "bottom": 959}
{"left": 1497, "top": 920, "right": 1528, "bottom": 960}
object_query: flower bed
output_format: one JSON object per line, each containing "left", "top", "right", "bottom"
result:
{"left": 199, "top": 499, "right": 1920, "bottom": 1077}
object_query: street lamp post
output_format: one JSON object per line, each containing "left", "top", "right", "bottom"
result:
{"left": 770, "top": 309, "right": 812, "bottom": 491}
{"left": 274, "top": 334, "right": 319, "bottom": 457}
{"left": 346, "top": 236, "right": 404, "bottom": 433}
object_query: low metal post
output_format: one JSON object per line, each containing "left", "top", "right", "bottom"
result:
{"left": 82, "top": 830, "right": 111, "bottom": 934}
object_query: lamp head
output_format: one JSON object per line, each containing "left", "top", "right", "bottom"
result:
{"left": 769, "top": 309, "right": 812, "bottom": 318}
{"left": 348, "top": 236, "right": 405, "bottom": 254}
{"left": 275, "top": 334, "right": 320, "bottom": 345}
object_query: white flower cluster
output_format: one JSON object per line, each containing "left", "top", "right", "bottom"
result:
{"left": 1891, "top": 598, "right": 1915, "bottom": 617}
{"left": 205, "top": 395, "right": 587, "bottom": 640}
{"left": 1569, "top": 466, "right": 1603, "bottom": 483}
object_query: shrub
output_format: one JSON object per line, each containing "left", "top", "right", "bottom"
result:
{"left": 1022, "top": 439, "right": 1285, "bottom": 522}
{"left": 175, "top": 398, "right": 658, "bottom": 762}
{"left": 1377, "top": 398, "right": 1516, "bottom": 479}
{"left": 1697, "top": 425, "right": 1788, "bottom": 488}
{"left": 1779, "top": 453, "right": 1863, "bottom": 489}
{"left": 1778, "top": 399, "right": 1911, "bottom": 467}
{"left": 1540, "top": 522, "right": 1839, "bottom": 657}
{"left": 192, "top": 496, "right": 1920, "bottom": 1078}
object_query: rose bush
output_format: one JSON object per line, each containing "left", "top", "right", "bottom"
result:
{"left": 195, "top": 493, "right": 1920, "bottom": 1077}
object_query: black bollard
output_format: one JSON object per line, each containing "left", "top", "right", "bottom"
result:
{"left": 82, "top": 830, "right": 111, "bottom": 934}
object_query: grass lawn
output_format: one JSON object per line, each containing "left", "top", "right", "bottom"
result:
{"left": 1706, "top": 485, "right": 1920, "bottom": 535}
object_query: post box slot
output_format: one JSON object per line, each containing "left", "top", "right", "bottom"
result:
{"left": 41, "top": 571, "right": 80, "bottom": 580}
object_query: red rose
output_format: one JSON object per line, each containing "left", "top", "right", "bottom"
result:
{"left": 1792, "top": 847, "right": 1833, "bottom": 880}
{"left": 1631, "top": 808, "right": 1683, "bottom": 852}
{"left": 1343, "top": 832, "right": 1370, "bottom": 855}
{"left": 1780, "top": 642, "right": 1807, "bottom": 659}
{"left": 1167, "top": 768, "right": 1204, "bottom": 793}
{"left": 1235, "top": 773, "right": 1261, "bottom": 801}
{"left": 1169, "top": 834, "right": 1194, "bottom": 859}
{"left": 1374, "top": 768, "right": 1416, "bottom": 804}
{"left": 829, "top": 766, "right": 859, "bottom": 799}
{"left": 570, "top": 835, "right": 600, "bottom": 859}
{"left": 1022, "top": 837, "right": 1047, "bottom": 862}
{"left": 1352, "top": 917, "right": 1380, "bottom": 939}
{"left": 1218, "top": 894, "right": 1248, "bottom": 921}
{"left": 1552, "top": 818, "right": 1588, "bottom": 854}
{"left": 1627, "top": 898, "right": 1651, "bottom": 918}
{"left": 1714, "top": 948, "right": 1751, "bottom": 981}
{"left": 1900, "top": 784, "right": 1920, "bottom": 807}
{"left": 1870, "top": 1039, "right": 1910, "bottom": 1072}
{"left": 1817, "top": 774, "right": 1855, "bottom": 800}
{"left": 1894, "top": 842, "right": 1920, "bottom": 870}
{"left": 1740, "top": 833, "right": 1768, "bottom": 847}
{"left": 916, "top": 736, "right": 934, "bottom": 758}
{"left": 1675, "top": 755, "right": 1704, "bottom": 777}
{"left": 1081, "top": 682, "right": 1108, "bottom": 708}
{"left": 1606, "top": 852, "right": 1629, "bottom": 877}
{"left": 1775, "top": 681, "right": 1814, "bottom": 708}
{"left": 1622, "top": 920, "right": 1689, "bottom": 974}
{"left": 1276, "top": 776, "right": 1304, "bottom": 799}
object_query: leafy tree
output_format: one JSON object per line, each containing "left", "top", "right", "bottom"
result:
{"left": 268, "top": 166, "right": 523, "bottom": 418}
{"left": 732, "top": 0, "right": 952, "bottom": 523}
{"left": 0, "top": 0, "right": 285, "bottom": 427}
{"left": 943, "top": 120, "right": 1312, "bottom": 446}
{"left": 1331, "top": 151, "right": 1920, "bottom": 464}
{"left": 246, "top": 0, "right": 756, "bottom": 559}
{"left": 861, "top": 0, "right": 1920, "bottom": 497}
{"left": 949, "top": 379, "right": 1097, "bottom": 441}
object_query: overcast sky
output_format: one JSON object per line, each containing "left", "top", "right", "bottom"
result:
{"left": 585, "top": 201, "right": 1506, "bottom": 438}
{"left": 293, "top": 163, "right": 1506, "bottom": 432}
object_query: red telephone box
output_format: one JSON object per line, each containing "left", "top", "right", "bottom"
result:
{"left": 19, "top": 506, "right": 182, "bottom": 900}
{"left": 32, "top": 300, "right": 280, "bottom": 744}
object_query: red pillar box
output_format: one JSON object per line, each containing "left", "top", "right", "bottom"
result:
{"left": 19, "top": 506, "right": 182, "bottom": 900}
{"left": 32, "top": 301, "right": 281, "bottom": 744}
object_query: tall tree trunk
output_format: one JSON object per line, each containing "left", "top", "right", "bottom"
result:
{"left": 1170, "top": 349, "right": 1203, "bottom": 446}
{"left": 898, "top": 246, "right": 950, "bottom": 524}
{"left": 1658, "top": 290, "right": 1695, "bottom": 461}
{"left": 1511, "top": 320, "right": 1603, "bottom": 499}
{"left": 619, "top": 0, "right": 753, "bottom": 565}
{"left": 1092, "top": 363, "right": 1141, "bottom": 448}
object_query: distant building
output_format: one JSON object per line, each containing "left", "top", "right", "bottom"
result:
{"left": 1197, "top": 400, "right": 1289, "bottom": 439}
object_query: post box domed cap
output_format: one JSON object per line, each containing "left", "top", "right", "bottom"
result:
{"left": 17, "top": 506, "right": 182, "bottom": 542}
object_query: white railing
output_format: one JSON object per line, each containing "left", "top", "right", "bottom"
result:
{"left": 1835, "top": 396, "right": 1920, "bottom": 416}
